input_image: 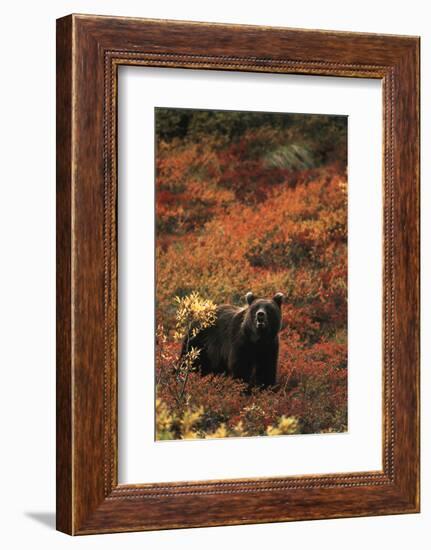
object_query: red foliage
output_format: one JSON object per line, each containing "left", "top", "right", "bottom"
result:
{"left": 155, "top": 127, "right": 348, "bottom": 437}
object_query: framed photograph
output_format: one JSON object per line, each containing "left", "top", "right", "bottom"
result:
{"left": 56, "top": 14, "right": 420, "bottom": 535}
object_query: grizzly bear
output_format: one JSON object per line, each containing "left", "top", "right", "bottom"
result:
{"left": 180, "top": 292, "right": 284, "bottom": 388}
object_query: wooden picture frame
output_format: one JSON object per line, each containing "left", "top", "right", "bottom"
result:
{"left": 56, "top": 14, "right": 420, "bottom": 535}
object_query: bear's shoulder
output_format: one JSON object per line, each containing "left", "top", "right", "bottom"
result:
{"left": 216, "top": 304, "right": 247, "bottom": 330}
{"left": 217, "top": 304, "right": 242, "bottom": 314}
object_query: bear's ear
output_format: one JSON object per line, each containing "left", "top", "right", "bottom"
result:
{"left": 273, "top": 292, "right": 284, "bottom": 307}
{"left": 245, "top": 292, "right": 255, "bottom": 305}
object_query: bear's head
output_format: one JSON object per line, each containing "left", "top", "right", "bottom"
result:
{"left": 244, "top": 292, "right": 284, "bottom": 339}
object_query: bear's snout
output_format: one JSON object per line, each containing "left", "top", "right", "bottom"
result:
{"left": 256, "top": 309, "right": 267, "bottom": 328}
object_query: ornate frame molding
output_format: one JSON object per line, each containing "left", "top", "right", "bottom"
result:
{"left": 57, "top": 15, "right": 419, "bottom": 534}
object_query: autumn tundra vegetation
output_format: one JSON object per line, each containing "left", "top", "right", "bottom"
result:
{"left": 155, "top": 108, "right": 348, "bottom": 440}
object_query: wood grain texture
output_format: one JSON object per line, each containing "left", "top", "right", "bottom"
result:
{"left": 56, "top": 15, "right": 73, "bottom": 535}
{"left": 56, "top": 14, "right": 420, "bottom": 535}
